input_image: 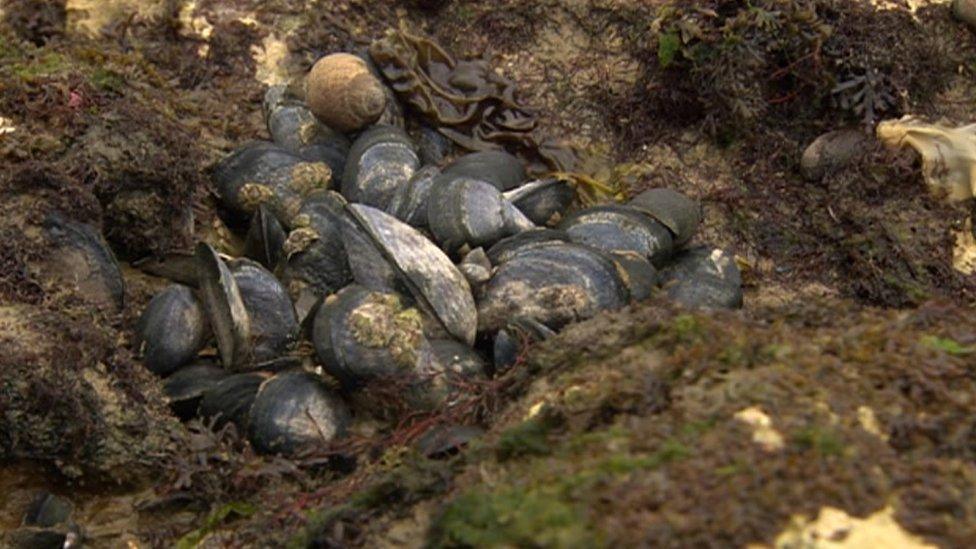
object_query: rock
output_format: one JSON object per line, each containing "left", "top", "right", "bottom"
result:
{"left": 800, "top": 129, "right": 868, "bottom": 181}
{"left": 954, "top": 0, "right": 976, "bottom": 30}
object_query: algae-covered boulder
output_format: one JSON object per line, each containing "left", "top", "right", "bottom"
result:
{"left": 0, "top": 304, "right": 181, "bottom": 481}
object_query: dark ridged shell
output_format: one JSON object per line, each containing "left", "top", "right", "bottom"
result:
{"left": 196, "top": 243, "right": 251, "bottom": 368}
{"left": 163, "top": 363, "right": 228, "bottom": 421}
{"left": 341, "top": 125, "right": 419, "bottom": 210}
{"left": 627, "top": 188, "right": 701, "bottom": 247}
{"left": 198, "top": 372, "right": 268, "bottom": 431}
{"left": 243, "top": 205, "right": 286, "bottom": 271}
{"left": 659, "top": 246, "right": 743, "bottom": 310}
{"left": 136, "top": 285, "right": 210, "bottom": 376}
{"left": 248, "top": 370, "right": 350, "bottom": 455}
{"left": 477, "top": 242, "right": 628, "bottom": 332}
{"left": 485, "top": 228, "right": 570, "bottom": 265}
{"left": 427, "top": 175, "right": 535, "bottom": 252}
{"left": 610, "top": 251, "right": 658, "bottom": 302}
{"left": 41, "top": 214, "right": 124, "bottom": 313}
{"left": 282, "top": 191, "right": 354, "bottom": 298}
{"left": 558, "top": 204, "right": 673, "bottom": 267}
{"left": 504, "top": 178, "right": 574, "bottom": 225}
{"left": 386, "top": 165, "right": 440, "bottom": 227}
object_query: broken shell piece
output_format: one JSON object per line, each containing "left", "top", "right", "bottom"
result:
{"left": 195, "top": 243, "right": 252, "bottom": 368}
{"left": 306, "top": 53, "right": 388, "bottom": 133}
{"left": 800, "top": 129, "right": 868, "bottom": 181}
{"left": 876, "top": 115, "right": 976, "bottom": 202}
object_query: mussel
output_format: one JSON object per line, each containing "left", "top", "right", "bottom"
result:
{"left": 440, "top": 150, "right": 526, "bottom": 191}
{"left": 196, "top": 243, "right": 251, "bottom": 368}
{"left": 213, "top": 141, "right": 333, "bottom": 228}
{"left": 504, "top": 178, "right": 575, "bottom": 225}
{"left": 198, "top": 371, "right": 269, "bottom": 431}
{"left": 39, "top": 214, "right": 125, "bottom": 313}
{"left": 227, "top": 258, "right": 299, "bottom": 364}
{"left": 248, "top": 370, "right": 350, "bottom": 455}
{"left": 386, "top": 165, "right": 440, "bottom": 228}
{"left": 341, "top": 125, "right": 420, "bottom": 210}
{"left": 281, "top": 190, "right": 354, "bottom": 300}
{"left": 343, "top": 204, "right": 478, "bottom": 345}
{"left": 135, "top": 284, "right": 210, "bottom": 376}
{"left": 659, "top": 246, "right": 743, "bottom": 310}
{"left": 427, "top": 174, "right": 535, "bottom": 253}
{"left": 477, "top": 242, "right": 629, "bottom": 333}
{"left": 627, "top": 188, "right": 701, "bottom": 248}
{"left": 263, "top": 85, "right": 349, "bottom": 186}
{"left": 162, "top": 362, "right": 229, "bottom": 421}
{"left": 485, "top": 228, "right": 571, "bottom": 265}
{"left": 609, "top": 251, "right": 658, "bottom": 302}
{"left": 558, "top": 204, "right": 673, "bottom": 267}
{"left": 243, "top": 204, "right": 287, "bottom": 271}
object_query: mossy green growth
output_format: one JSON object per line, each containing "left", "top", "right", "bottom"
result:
{"left": 496, "top": 412, "right": 561, "bottom": 461}
{"left": 921, "top": 335, "right": 975, "bottom": 356}
{"left": 793, "top": 425, "right": 845, "bottom": 457}
{"left": 176, "top": 502, "right": 256, "bottom": 549}
{"left": 429, "top": 487, "right": 599, "bottom": 549}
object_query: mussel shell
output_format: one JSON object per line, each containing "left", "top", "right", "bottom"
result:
{"left": 196, "top": 243, "right": 251, "bottom": 368}
{"left": 341, "top": 125, "right": 420, "bottom": 210}
{"left": 493, "top": 318, "right": 556, "bottom": 373}
{"left": 282, "top": 190, "right": 354, "bottom": 299}
{"left": 132, "top": 251, "right": 199, "bottom": 287}
{"left": 312, "top": 285, "right": 430, "bottom": 389}
{"left": 415, "top": 424, "right": 483, "bottom": 458}
{"left": 558, "top": 204, "right": 673, "bottom": 267}
{"left": 243, "top": 205, "right": 287, "bottom": 271}
{"left": 386, "top": 165, "right": 440, "bottom": 228}
{"left": 627, "top": 188, "right": 701, "bottom": 247}
{"left": 504, "top": 178, "right": 575, "bottom": 225}
{"left": 428, "top": 339, "right": 488, "bottom": 382}
{"left": 228, "top": 258, "right": 298, "bottom": 364}
{"left": 427, "top": 175, "right": 535, "bottom": 253}
{"left": 459, "top": 247, "right": 492, "bottom": 288}
{"left": 610, "top": 251, "right": 658, "bottom": 302}
{"left": 40, "top": 214, "right": 124, "bottom": 313}
{"left": 441, "top": 150, "right": 526, "bottom": 191}
{"left": 345, "top": 204, "right": 478, "bottom": 345}
{"left": 659, "top": 246, "right": 743, "bottom": 310}
{"left": 477, "top": 242, "right": 629, "bottom": 333}
{"left": 416, "top": 124, "right": 453, "bottom": 165}
{"left": 267, "top": 97, "right": 349, "bottom": 155}
{"left": 213, "top": 141, "right": 332, "bottom": 227}
{"left": 248, "top": 370, "right": 350, "bottom": 455}
{"left": 162, "top": 362, "right": 229, "bottom": 421}
{"left": 485, "top": 228, "right": 570, "bottom": 265}
{"left": 135, "top": 284, "right": 210, "bottom": 376}
{"left": 24, "top": 493, "right": 73, "bottom": 529}
{"left": 198, "top": 372, "right": 269, "bottom": 431}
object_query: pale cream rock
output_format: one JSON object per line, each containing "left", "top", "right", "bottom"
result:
{"left": 734, "top": 406, "right": 785, "bottom": 452}
{"left": 876, "top": 116, "right": 976, "bottom": 202}
{"left": 770, "top": 506, "right": 935, "bottom": 549}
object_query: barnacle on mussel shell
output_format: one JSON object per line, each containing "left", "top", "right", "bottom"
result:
{"left": 213, "top": 141, "right": 333, "bottom": 228}
{"left": 227, "top": 258, "right": 299, "bottom": 364}
{"left": 558, "top": 204, "right": 674, "bottom": 267}
{"left": 659, "top": 246, "right": 743, "bottom": 310}
{"left": 504, "top": 178, "right": 575, "bottom": 226}
{"left": 198, "top": 371, "right": 269, "bottom": 431}
{"left": 243, "top": 204, "right": 287, "bottom": 271}
{"left": 427, "top": 174, "right": 535, "bottom": 253}
{"left": 306, "top": 53, "right": 388, "bottom": 133}
{"left": 282, "top": 190, "right": 354, "bottom": 300}
{"left": 162, "top": 362, "right": 229, "bottom": 421}
{"left": 39, "top": 214, "right": 125, "bottom": 313}
{"left": 627, "top": 188, "right": 701, "bottom": 247}
{"left": 196, "top": 243, "right": 251, "bottom": 369}
{"left": 341, "top": 125, "right": 420, "bottom": 210}
{"left": 135, "top": 284, "right": 210, "bottom": 376}
{"left": 344, "top": 204, "right": 478, "bottom": 345}
{"left": 477, "top": 242, "right": 629, "bottom": 333}
{"left": 312, "top": 285, "right": 430, "bottom": 389}
{"left": 248, "top": 370, "right": 350, "bottom": 455}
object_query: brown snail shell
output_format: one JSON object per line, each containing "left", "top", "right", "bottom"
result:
{"left": 306, "top": 53, "right": 388, "bottom": 133}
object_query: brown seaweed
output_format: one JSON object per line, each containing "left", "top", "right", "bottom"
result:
{"left": 368, "top": 28, "right": 578, "bottom": 174}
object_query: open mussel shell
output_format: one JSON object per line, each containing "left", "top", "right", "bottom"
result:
{"left": 386, "top": 165, "right": 440, "bottom": 228}
{"left": 282, "top": 190, "right": 354, "bottom": 300}
{"left": 248, "top": 370, "right": 350, "bottom": 455}
{"left": 485, "top": 228, "right": 571, "bottom": 265}
{"left": 198, "top": 372, "right": 270, "bottom": 431}
{"left": 243, "top": 205, "right": 287, "bottom": 271}
{"left": 227, "top": 258, "right": 299, "bottom": 364}
{"left": 441, "top": 150, "right": 526, "bottom": 191}
{"left": 659, "top": 246, "right": 743, "bottom": 310}
{"left": 493, "top": 317, "right": 555, "bottom": 373}
{"left": 477, "top": 242, "right": 629, "bottom": 333}
{"left": 312, "top": 285, "right": 430, "bottom": 390}
{"left": 627, "top": 188, "right": 701, "bottom": 248}
{"left": 196, "top": 243, "right": 251, "bottom": 369}
{"left": 427, "top": 175, "right": 536, "bottom": 253}
{"left": 610, "top": 251, "right": 658, "bottom": 302}
{"left": 344, "top": 204, "right": 478, "bottom": 345}
{"left": 135, "top": 284, "right": 210, "bottom": 376}
{"left": 40, "top": 214, "right": 125, "bottom": 313}
{"left": 133, "top": 251, "right": 200, "bottom": 287}
{"left": 558, "top": 204, "right": 674, "bottom": 267}
{"left": 504, "top": 178, "right": 574, "bottom": 226}
{"left": 162, "top": 362, "right": 229, "bottom": 421}
{"left": 213, "top": 141, "right": 332, "bottom": 228}
{"left": 341, "top": 124, "right": 420, "bottom": 210}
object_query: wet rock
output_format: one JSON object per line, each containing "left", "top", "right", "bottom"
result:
{"left": 800, "top": 129, "right": 868, "bottom": 181}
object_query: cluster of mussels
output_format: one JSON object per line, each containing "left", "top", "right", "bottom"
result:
{"left": 135, "top": 52, "right": 743, "bottom": 457}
